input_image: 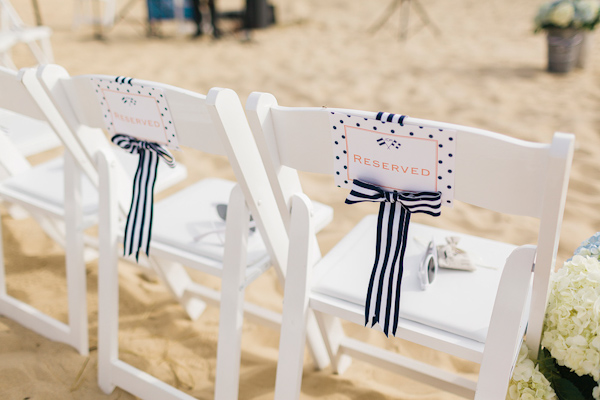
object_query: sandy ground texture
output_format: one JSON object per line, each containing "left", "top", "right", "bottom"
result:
{"left": 2, "top": 0, "right": 600, "bottom": 398}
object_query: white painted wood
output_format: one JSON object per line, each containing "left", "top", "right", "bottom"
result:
{"left": 0, "top": 66, "right": 89, "bottom": 355}
{"left": 275, "top": 193, "right": 315, "bottom": 400}
{"left": 0, "top": 109, "right": 61, "bottom": 157}
{"left": 0, "top": 294, "right": 71, "bottom": 340}
{"left": 22, "top": 73, "right": 333, "bottom": 399}
{"left": 476, "top": 245, "right": 536, "bottom": 400}
{"left": 246, "top": 91, "right": 575, "bottom": 399}
{"left": 111, "top": 360, "right": 197, "bottom": 400}
{"left": 525, "top": 133, "right": 574, "bottom": 359}
{"left": 0, "top": 0, "right": 54, "bottom": 65}
{"left": 183, "top": 282, "right": 283, "bottom": 330}
{"left": 207, "top": 88, "right": 288, "bottom": 281}
{"left": 245, "top": 91, "right": 303, "bottom": 229}
{"left": 208, "top": 88, "right": 331, "bottom": 371}
{"left": 313, "top": 311, "right": 352, "bottom": 374}
{"left": 310, "top": 292, "right": 485, "bottom": 363}
{"left": 262, "top": 104, "right": 552, "bottom": 218}
{"left": 215, "top": 185, "right": 248, "bottom": 400}
{"left": 96, "top": 148, "right": 118, "bottom": 394}
{"left": 63, "top": 152, "right": 89, "bottom": 356}
{"left": 340, "top": 337, "right": 477, "bottom": 399}
{"left": 0, "top": 32, "right": 16, "bottom": 69}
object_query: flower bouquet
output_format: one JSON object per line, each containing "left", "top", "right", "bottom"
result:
{"left": 507, "top": 233, "right": 600, "bottom": 400}
{"left": 534, "top": 0, "right": 600, "bottom": 72}
{"left": 535, "top": 0, "right": 600, "bottom": 31}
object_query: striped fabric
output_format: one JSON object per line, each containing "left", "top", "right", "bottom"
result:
{"left": 115, "top": 76, "right": 134, "bottom": 85}
{"left": 376, "top": 111, "right": 406, "bottom": 125}
{"left": 112, "top": 134, "right": 175, "bottom": 261}
{"left": 346, "top": 179, "right": 441, "bottom": 336}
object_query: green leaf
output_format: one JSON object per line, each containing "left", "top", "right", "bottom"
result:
{"left": 553, "top": 379, "right": 587, "bottom": 400}
{"left": 537, "top": 348, "right": 591, "bottom": 400}
{"left": 538, "top": 348, "right": 562, "bottom": 383}
{"left": 555, "top": 362, "right": 597, "bottom": 397}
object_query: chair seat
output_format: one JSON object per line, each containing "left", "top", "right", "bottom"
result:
{"left": 152, "top": 178, "right": 267, "bottom": 267}
{"left": 152, "top": 178, "right": 334, "bottom": 268}
{"left": 0, "top": 109, "right": 61, "bottom": 156}
{"left": 0, "top": 150, "right": 187, "bottom": 216}
{"left": 312, "top": 215, "right": 517, "bottom": 344}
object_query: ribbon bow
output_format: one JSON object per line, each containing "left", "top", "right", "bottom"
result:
{"left": 346, "top": 179, "right": 441, "bottom": 336}
{"left": 112, "top": 134, "right": 175, "bottom": 260}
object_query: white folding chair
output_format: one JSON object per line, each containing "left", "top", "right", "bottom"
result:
{"left": 245, "top": 92, "right": 574, "bottom": 399}
{"left": 0, "top": 0, "right": 53, "bottom": 66}
{"left": 0, "top": 65, "right": 89, "bottom": 355}
{"left": 0, "top": 65, "right": 187, "bottom": 356}
{"left": 72, "top": 0, "right": 118, "bottom": 38}
{"left": 0, "top": 31, "right": 17, "bottom": 69}
{"left": 34, "top": 65, "right": 332, "bottom": 399}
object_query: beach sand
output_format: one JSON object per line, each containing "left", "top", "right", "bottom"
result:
{"left": 1, "top": 0, "right": 599, "bottom": 398}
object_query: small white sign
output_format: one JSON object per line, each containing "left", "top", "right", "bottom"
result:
{"left": 92, "top": 78, "right": 179, "bottom": 150}
{"left": 330, "top": 111, "right": 456, "bottom": 207}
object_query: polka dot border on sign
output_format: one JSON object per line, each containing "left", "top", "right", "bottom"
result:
{"left": 328, "top": 111, "right": 457, "bottom": 207}
{"left": 91, "top": 77, "right": 180, "bottom": 151}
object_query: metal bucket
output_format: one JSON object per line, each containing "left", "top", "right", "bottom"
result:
{"left": 547, "top": 28, "right": 584, "bottom": 73}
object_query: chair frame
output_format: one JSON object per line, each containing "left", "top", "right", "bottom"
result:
{"left": 32, "top": 65, "right": 330, "bottom": 399}
{"left": 0, "top": 66, "right": 88, "bottom": 355}
{"left": 0, "top": 0, "right": 54, "bottom": 66}
{"left": 245, "top": 92, "right": 574, "bottom": 399}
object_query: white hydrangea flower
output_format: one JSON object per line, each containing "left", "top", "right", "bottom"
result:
{"left": 593, "top": 384, "right": 600, "bottom": 400}
{"left": 537, "top": 0, "right": 600, "bottom": 30}
{"left": 575, "top": 0, "right": 600, "bottom": 24}
{"left": 542, "top": 255, "right": 600, "bottom": 387}
{"left": 506, "top": 343, "right": 557, "bottom": 400}
{"left": 550, "top": 1, "right": 576, "bottom": 26}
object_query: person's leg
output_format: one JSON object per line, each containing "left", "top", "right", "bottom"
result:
{"left": 192, "top": 0, "right": 203, "bottom": 36}
{"left": 208, "top": 0, "right": 221, "bottom": 38}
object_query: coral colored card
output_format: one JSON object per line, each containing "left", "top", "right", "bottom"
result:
{"left": 92, "top": 77, "right": 180, "bottom": 150}
{"left": 330, "top": 111, "right": 456, "bottom": 207}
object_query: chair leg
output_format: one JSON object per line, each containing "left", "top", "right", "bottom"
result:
{"left": 274, "top": 194, "right": 315, "bottom": 400}
{"left": 475, "top": 245, "right": 536, "bottom": 400}
{"left": 215, "top": 185, "right": 248, "bottom": 400}
{"left": 305, "top": 310, "right": 332, "bottom": 370}
{"left": 64, "top": 152, "right": 89, "bottom": 356}
{"left": 313, "top": 311, "right": 352, "bottom": 374}
{"left": 0, "top": 210, "right": 7, "bottom": 298}
{"left": 147, "top": 257, "right": 208, "bottom": 321}
{"left": 96, "top": 150, "right": 119, "bottom": 394}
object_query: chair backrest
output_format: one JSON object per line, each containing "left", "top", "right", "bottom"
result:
{"left": 0, "top": 65, "right": 47, "bottom": 176}
{"left": 246, "top": 92, "right": 574, "bottom": 356}
{"left": 29, "top": 64, "right": 290, "bottom": 279}
{"left": 0, "top": 66, "right": 44, "bottom": 119}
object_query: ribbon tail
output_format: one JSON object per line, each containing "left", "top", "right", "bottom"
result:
{"left": 346, "top": 179, "right": 441, "bottom": 336}
{"left": 123, "top": 149, "right": 160, "bottom": 260}
{"left": 364, "top": 202, "right": 387, "bottom": 328}
{"left": 391, "top": 207, "right": 411, "bottom": 337}
{"left": 123, "top": 151, "right": 143, "bottom": 258}
{"left": 365, "top": 203, "right": 412, "bottom": 337}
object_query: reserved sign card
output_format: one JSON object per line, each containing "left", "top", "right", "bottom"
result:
{"left": 330, "top": 111, "right": 456, "bottom": 206}
{"left": 92, "top": 78, "right": 180, "bottom": 150}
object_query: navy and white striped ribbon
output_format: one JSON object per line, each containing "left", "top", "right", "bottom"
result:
{"left": 346, "top": 179, "right": 441, "bottom": 336}
{"left": 111, "top": 134, "right": 175, "bottom": 261}
{"left": 115, "top": 76, "right": 134, "bottom": 85}
{"left": 376, "top": 112, "right": 406, "bottom": 125}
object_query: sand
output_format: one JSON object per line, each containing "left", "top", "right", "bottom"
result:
{"left": 1, "top": 0, "right": 599, "bottom": 398}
